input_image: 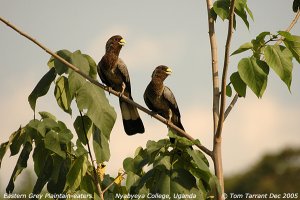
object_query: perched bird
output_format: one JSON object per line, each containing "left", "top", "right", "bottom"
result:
{"left": 144, "top": 65, "right": 185, "bottom": 141}
{"left": 98, "top": 35, "right": 144, "bottom": 135}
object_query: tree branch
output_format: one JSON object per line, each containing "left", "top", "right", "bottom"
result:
{"left": 206, "top": 0, "right": 220, "bottom": 135}
{"left": 276, "top": 9, "right": 300, "bottom": 45}
{"left": 0, "top": 16, "right": 212, "bottom": 157}
{"left": 224, "top": 93, "right": 238, "bottom": 120}
{"left": 79, "top": 111, "right": 104, "bottom": 199}
{"left": 216, "top": 0, "right": 236, "bottom": 139}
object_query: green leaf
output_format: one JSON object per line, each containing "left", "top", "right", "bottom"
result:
{"left": 213, "top": 0, "right": 230, "bottom": 20}
{"left": 10, "top": 127, "right": 28, "bottom": 156}
{"left": 32, "top": 154, "right": 53, "bottom": 194}
{"left": 283, "top": 35, "right": 300, "bottom": 63}
{"left": 39, "top": 111, "right": 57, "bottom": 121}
{"left": 68, "top": 71, "right": 86, "bottom": 99}
{"left": 93, "top": 125, "right": 110, "bottom": 163}
{"left": 44, "top": 130, "right": 66, "bottom": 158}
{"left": 231, "top": 42, "right": 253, "bottom": 56}
{"left": 187, "top": 148, "right": 210, "bottom": 174}
{"left": 168, "top": 130, "right": 194, "bottom": 147}
{"left": 125, "top": 171, "right": 142, "bottom": 192}
{"left": 123, "top": 157, "right": 136, "bottom": 173}
{"left": 245, "top": 3, "right": 254, "bottom": 20}
{"left": 6, "top": 142, "right": 32, "bottom": 193}
{"left": 234, "top": 0, "right": 250, "bottom": 29}
{"left": 251, "top": 31, "right": 271, "bottom": 57}
{"left": 226, "top": 84, "right": 232, "bottom": 97}
{"left": 83, "top": 54, "right": 98, "bottom": 80}
{"left": 54, "top": 76, "right": 72, "bottom": 115}
{"left": 230, "top": 72, "right": 247, "bottom": 97}
{"left": 238, "top": 57, "right": 269, "bottom": 97}
{"left": 73, "top": 115, "right": 92, "bottom": 145}
{"left": 76, "top": 82, "right": 116, "bottom": 139}
{"left": 66, "top": 154, "right": 88, "bottom": 191}
{"left": 33, "top": 144, "right": 49, "bottom": 176}
{"left": 28, "top": 67, "right": 56, "bottom": 111}
{"left": 70, "top": 50, "right": 90, "bottom": 75}
{"left": 0, "top": 142, "right": 9, "bottom": 168}
{"left": 264, "top": 45, "right": 293, "bottom": 90}
{"left": 48, "top": 50, "right": 72, "bottom": 75}
{"left": 278, "top": 31, "right": 295, "bottom": 41}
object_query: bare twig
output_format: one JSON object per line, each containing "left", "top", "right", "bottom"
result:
{"left": 216, "top": 0, "right": 236, "bottom": 139}
{"left": 0, "top": 16, "right": 212, "bottom": 157}
{"left": 224, "top": 93, "right": 238, "bottom": 120}
{"left": 206, "top": 0, "right": 220, "bottom": 135}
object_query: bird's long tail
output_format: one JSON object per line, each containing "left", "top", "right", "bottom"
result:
{"left": 119, "top": 99, "right": 145, "bottom": 135}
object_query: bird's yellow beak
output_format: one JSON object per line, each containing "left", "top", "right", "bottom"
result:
{"left": 165, "top": 67, "right": 172, "bottom": 75}
{"left": 119, "top": 38, "right": 126, "bottom": 46}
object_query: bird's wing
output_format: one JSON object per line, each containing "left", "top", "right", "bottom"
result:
{"left": 144, "top": 88, "right": 157, "bottom": 112}
{"left": 97, "top": 59, "right": 111, "bottom": 86}
{"left": 163, "top": 86, "right": 181, "bottom": 117}
{"left": 116, "top": 58, "right": 132, "bottom": 94}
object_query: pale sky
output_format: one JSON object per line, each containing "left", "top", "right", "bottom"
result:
{"left": 0, "top": 0, "right": 300, "bottom": 194}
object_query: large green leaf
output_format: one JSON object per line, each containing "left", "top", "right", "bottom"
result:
{"left": 54, "top": 76, "right": 72, "bottom": 115}
{"left": 230, "top": 72, "right": 247, "bottom": 97}
{"left": 93, "top": 125, "right": 110, "bottom": 163}
{"left": 264, "top": 45, "right": 293, "bottom": 90}
{"left": 70, "top": 50, "right": 90, "bottom": 74}
{"left": 33, "top": 144, "right": 50, "bottom": 176}
{"left": 76, "top": 82, "right": 116, "bottom": 139}
{"left": 187, "top": 149, "right": 210, "bottom": 174}
{"left": 66, "top": 154, "right": 88, "bottom": 191}
{"left": 68, "top": 71, "right": 86, "bottom": 99}
{"left": 149, "top": 168, "right": 202, "bottom": 199}
{"left": 73, "top": 115, "right": 92, "bottom": 145}
{"left": 32, "top": 154, "right": 53, "bottom": 195}
{"left": 44, "top": 130, "right": 66, "bottom": 159}
{"left": 83, "top": 54, "right": 98, "bottom": 80}
{"left": 28, "top": 67, "right": 56, "bottom": 111}
{"left": 6, "top": 142, "right": 32, "bottom": 193}
{"left": 238, "top": 57, "right": 269, "bottom": 97}
{"left": 213, "top": 0, "right": 230, "bottom": 20}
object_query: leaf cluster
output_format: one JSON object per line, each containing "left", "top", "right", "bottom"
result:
{"left": 227, "top": 31, "right": 300, "bottom": 98}
{"left": 0, "top": 50, "right": 118, "bottom": 197}
{"left": 123, "top": 136, "right": 219, "bottom": 199}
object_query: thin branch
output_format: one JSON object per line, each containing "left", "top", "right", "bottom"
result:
{"left": 206, "top": 0, "right": 220, "bottom": 134}
{"left": 215, "top": 0, "right": 236, "bottom": 139}
{"left": 0, "top": 16, "right": 212, "bottom": 157}
{"left": 79, "top": 111, "right": 104, "bottom": 199}
{"left": 276, "top": 9, "right": 300, "bottom": 45}
{"left": 224, "top": 93, "right": 238, "bottom": 120}
{"left": 102, "top": 172, "right": 127, "bottom": 194}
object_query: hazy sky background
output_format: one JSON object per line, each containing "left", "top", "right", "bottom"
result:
{"left": 1, "top": 0, "right": 299, "bottom": 194}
